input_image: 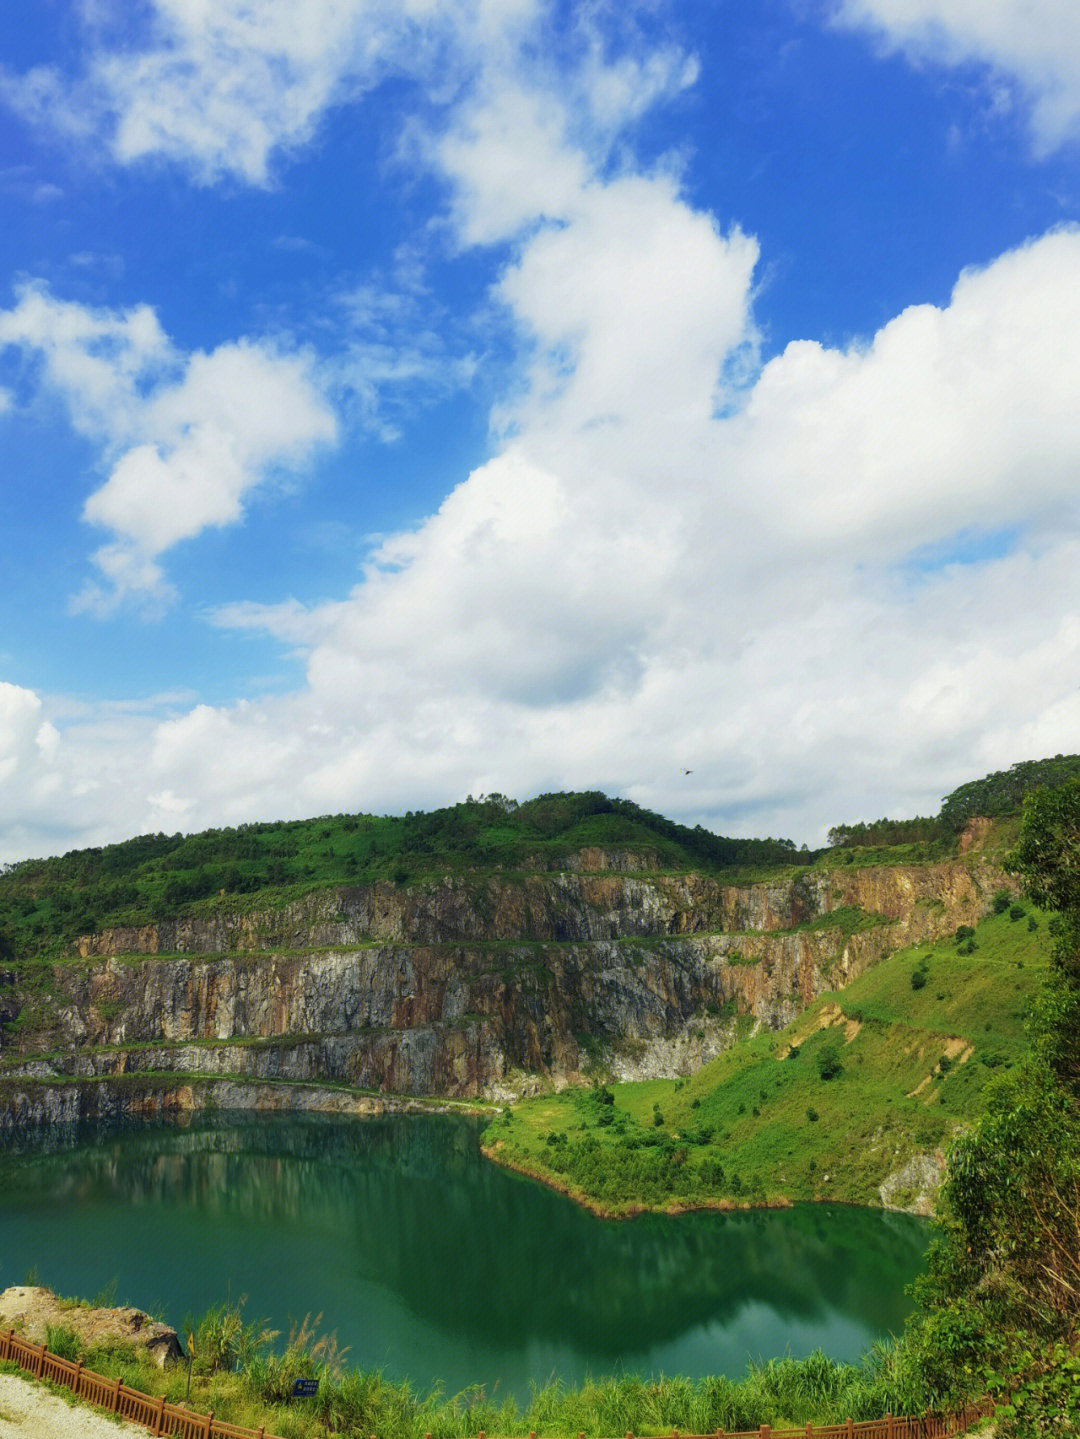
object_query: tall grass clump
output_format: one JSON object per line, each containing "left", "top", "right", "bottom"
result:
{"left": 185, "top": 1297, "right": 278, "bottom": 1375}
{"left": 242, "top": 1312, "right": 348, "bottom": 1406}
{"left": 43, "top": 1323, "right": 82, "bottom": 1361}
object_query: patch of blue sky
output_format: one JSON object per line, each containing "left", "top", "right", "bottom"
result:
{"left": 902, "top": 526, "right": 1023, "bottom": 578}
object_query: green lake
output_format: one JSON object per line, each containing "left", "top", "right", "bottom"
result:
{"left": 0, "top": 1111, "right": 929, "bottom": 1401}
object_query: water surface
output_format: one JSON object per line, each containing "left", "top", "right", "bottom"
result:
{"left": 0, "top": 1112, "right": 929, "bottom": 1401}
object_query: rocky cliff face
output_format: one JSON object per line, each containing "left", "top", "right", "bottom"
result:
{"left": 2, "top": 853, "right": 1003, "bottom": 1108}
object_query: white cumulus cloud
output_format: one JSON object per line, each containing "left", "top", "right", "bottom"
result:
{"left": 0, "top": 285, "right": 338, "bottom": 612}
{"left": 0, "top": 0, "right": 545, "bottom": 186}
{"left": 831, "top": 0, "right": 1080, "bottom": 153}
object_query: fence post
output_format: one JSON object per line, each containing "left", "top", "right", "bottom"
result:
{"left": 203, "top": 1409, "right": 214, "bottom": 1438}
{"left": 846, "top": 1421, "right": 854, "bottom": 1439}
{"left": 73, "top": 1359, "right": 83, "bottom": 1397}
{"left": 887, "top": 1415, "right": 893, "bottom": 1439}
{"left": 153, "top": 1391, "right": 166, "bottom": 1436}
{"left": 111, "top": 1375, "right": 122, "bottom": 1412}
{"left": 806, "top": 1424, "right": 813, "bottom": 1437}
{"left": 760, "top": 1426, "right": 771, "bottom": 1439}
{"left": 1, "top": 1329, "right": 10, "bottom": 1360}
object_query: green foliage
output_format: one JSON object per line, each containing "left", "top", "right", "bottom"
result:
{"left": 10, "top": 1307, "right": 942, "bottom": 1439}
{"left": 992, "top": 1339, "right": 1080, "bottom": 1436}
{"left": 1009, "top": 777, "right": 1080, "bottom": 1088}
{"left": 184, "top": 1298, "right": 278, "bottom": 1375}
{"left": 44, "top": 1324, "right": 82, "bottom": 1361}
{"left": 827, "top": 816, "right": 943, "bottom": 849}
{"left": 242, "top": 1312, "right": 347, "bottom": 1405}
{"left": 826, "top": 753, "right": 1080, "bottom": 855}
{"left": 940, "top": 754, "right": 1080, "bottom": 833}
{"left": 816, "top": 1043, "right": 844, "bottom": 1080}
{"left": 904, "top": 1068, "right": 1080, "bottom": 1414}
{"left": 900, "top": 779, "right": 1080, "bottom": 1421}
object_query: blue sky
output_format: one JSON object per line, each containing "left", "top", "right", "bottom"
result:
{"left": 1, "top": 0, "right": 1078, "bottom": 861}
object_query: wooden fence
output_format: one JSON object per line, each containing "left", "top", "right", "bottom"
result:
{"left": 0, "top": 1326, "right": 995, "bottom": 1439}
{"left": 0, "top": 1328, "right": 280, "bottom": 1438}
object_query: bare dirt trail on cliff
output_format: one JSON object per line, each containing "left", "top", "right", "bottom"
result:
{"left": 0, "top": 1374, "right": 148, "bottom": 1439}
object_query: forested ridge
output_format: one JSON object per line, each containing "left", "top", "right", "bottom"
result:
{"left": 826, "top": 753, "right": 1080, "bottom": 850}
{"left": 0, "top": 791, "right": 806, "bottom": 963}
{"left": 1, "top": 756, "right": 1077, "bottom": 966}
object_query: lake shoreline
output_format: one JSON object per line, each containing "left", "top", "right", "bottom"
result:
{"left": 482, "top": 1138, "right": 795, "bottom": 1216}
{"left": 3, "top": 1072, "right": 903, "bottom": 1217}
{"left": 0, "top": 1072, "right": 494, "bottom": 1133}
{"left": 480, "top": 1140, "right": 895, "bottom": 1218}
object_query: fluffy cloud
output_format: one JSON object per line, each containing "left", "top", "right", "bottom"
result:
{"left": 718, "top": 229, "right": 1080, "bottom": 558}
{"left": 2, "top": 3, "right": 1077, "bottom": 860}
{"left": 4, "top": 0, "right": 1074, "bottom": 188}
{"left": 0, "top": 0, "right": 544, "bottom": 186}
{"left": 162, "top": 224, "right": 1080, "bottom": 847}
{"left": 831, "top": 0, "right": 1080, "bottom": 153}
{"left": 0, "top": 285, "right": 337, "bottom": 611}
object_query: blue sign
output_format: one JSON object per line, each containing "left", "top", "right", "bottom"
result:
{"left": 291, "top": 1379, "right": 319, "bottom": 1398}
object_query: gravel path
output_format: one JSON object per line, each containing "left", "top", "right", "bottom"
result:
{"left": 0, "top": 1373, "right": 149, "bottom": 1439}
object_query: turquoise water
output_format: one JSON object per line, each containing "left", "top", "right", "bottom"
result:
{"left": 0, "top": 1112, "right": 929, "bottom": 1402}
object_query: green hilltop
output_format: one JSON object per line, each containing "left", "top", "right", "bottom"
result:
{"left": 2, "top": 753, "right": 1077, "bottom": 965}
{"left": 0, "top": 790, "right": 802, "bottom": 964}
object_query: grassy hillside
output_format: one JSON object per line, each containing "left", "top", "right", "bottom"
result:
{"left": 482, "top": 900, "right": 1050, "bottom": 1212}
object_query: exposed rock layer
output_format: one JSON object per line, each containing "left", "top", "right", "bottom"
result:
{"left": 4, "top": 856, "right": 1002, "bottom": 1106}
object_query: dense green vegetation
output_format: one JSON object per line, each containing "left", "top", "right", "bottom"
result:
{"left": 897, "top": 777, "right": 1080, "bottom": 1436}
{"left": 0, "top": 792, "right": 806, "bottom": 965}
{"left": 826, "top": 753, "right": 1080, "bottom": 850}
{"left": 483, "top": 902, "right": 1049, "bottom": 1212}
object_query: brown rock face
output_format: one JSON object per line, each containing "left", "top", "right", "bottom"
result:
{"left": 9, "top": 854, "right": 1004, "bottom": 1108}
